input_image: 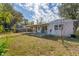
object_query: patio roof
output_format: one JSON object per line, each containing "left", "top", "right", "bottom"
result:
{"left": 26, "top": 23, "right": 48, "bottom": 27}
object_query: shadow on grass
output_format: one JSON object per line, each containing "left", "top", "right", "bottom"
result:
{"left": 22, "top": 32, "right": 79, "bottom": 44}
{"left": 22, "top": 33, "right": 60, "bottom": 41}
{"left": 63, "top": 36, "right": 79, "bottom": 43}
{"left": 21, "top": 32, "right": 79, "bottom": 55}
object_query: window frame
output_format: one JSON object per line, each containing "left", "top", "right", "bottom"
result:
{"left": 54, "top": 24, "right": 63, "bottom": 30}
{"left": 54, "top": 25, "right": 58, "bottom": 30}
{"left": 59, "top": 24, "right": 63, "bottom": 30}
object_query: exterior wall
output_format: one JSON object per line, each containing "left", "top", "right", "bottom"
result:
{"left": 47, "top": 20, "right": 74, "bottom": 37}
{"left": 32, "top": 27, "right": 36, "bottom": 33}
{"left": 47, "top": 23, "right": 55, "bottom": 35}
{"left": 26, "top": 19, "right": 75, "bottom": 37}
{"left": 36, "top": 27, "right": 42, "bottom": 33}
{"left": 62, "top": 21, "right": 74, "bottom": 36}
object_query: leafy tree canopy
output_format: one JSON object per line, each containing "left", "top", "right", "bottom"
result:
{"left": 58, "top": 3, "right": 79, "bottom": 32}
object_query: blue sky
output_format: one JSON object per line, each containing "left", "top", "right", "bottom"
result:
{"left": 13, "top": 3, "right": 60, "bottom": 22}
{"left": 13, "top": 4, "right": 34, "bottom": 20}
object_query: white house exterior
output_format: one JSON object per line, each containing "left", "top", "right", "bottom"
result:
{"left": 47, "top": 19, "right": 76, "bottom": 37}
{"left": 26, "top": 19, "right": 76, "bottom": 37}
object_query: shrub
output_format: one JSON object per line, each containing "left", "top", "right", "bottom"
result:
{"left": 0, "top": 25, "right": 4, "bottom": 32}
{"left": 70, "top": 34, "right": 76, "bottom": 38}
{"left": 0, "top": 37, "right": 8, "bottom": 56}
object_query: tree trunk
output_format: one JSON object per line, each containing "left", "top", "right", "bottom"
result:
{"left": 73, "top": 21, "right": 79, "bottom": 33}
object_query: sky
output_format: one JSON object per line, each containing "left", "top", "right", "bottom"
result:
{"left": 13, "top": 3, "right": 60, "bottom": 23}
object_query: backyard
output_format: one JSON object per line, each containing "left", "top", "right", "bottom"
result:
{"left": 0, "top": 32, "right": 79, "bottom": 56}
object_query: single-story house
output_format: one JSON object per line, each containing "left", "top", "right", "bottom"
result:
{"left": 26, "top": 19, "right": 77, "bottom": 37}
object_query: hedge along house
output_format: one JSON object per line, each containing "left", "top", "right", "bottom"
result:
{"left": 26, "top": 19, "right": 76, "bottom": 37}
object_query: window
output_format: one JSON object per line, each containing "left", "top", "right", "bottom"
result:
{"left": 59, "top": 24, "right": 63, "bottom": 30}
{"left": 54, "top": 24, "right": 63, "bottom": 30}
{"left": 54, "top": 25, "right": 58, "bottom": 30}
{"left": 50, "top": 29, "right": 52, "bottom": 32}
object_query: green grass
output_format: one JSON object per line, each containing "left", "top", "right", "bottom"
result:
{"left": 0, "top": 33, "right": 79, "bottom": 56}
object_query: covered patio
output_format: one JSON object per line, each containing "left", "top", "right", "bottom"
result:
{"left": 26, "top": 24, "right": 48, "bottom": 35}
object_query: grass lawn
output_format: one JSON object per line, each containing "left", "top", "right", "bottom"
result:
{"left": 0, "top": 33, "right": 79, "bottom": 56}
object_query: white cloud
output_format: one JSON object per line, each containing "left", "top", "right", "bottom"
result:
{"left": 41, "top": 3, "right": 49, "bottom": 9}
{"left": 17, "top": 3, "right": 60, "bottom": 24}
{"left": 23, "top": 3, "right": 34, "bottom": 11}
{"left": 18, "top": 3, "right": 34, "bottom": 11}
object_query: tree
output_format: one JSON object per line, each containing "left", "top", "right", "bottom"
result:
{"left": 12, "top": 11, "right": 23, "bottom": 21}
{"left": 0, "top": 3, "right": 24, "bottom": 32}
{"left": 22, "top": 19, "right": 28, "bottom": 25}
{"left": 11, "top": 11, "right": 24, "bottom": 32}
{"left": 58, "top": 3, "right": 79, "bottom": 32}
{"left": 39, "top": 17, "right": 43, "bottom": 24}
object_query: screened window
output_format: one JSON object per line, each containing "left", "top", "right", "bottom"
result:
{"left": 54, "top": 24, "right": 63, "bottom": 30}
{"left": 54, "top": 25, "right": 58, "bottom": 30}
{"left": 59, "top": 24, "right": 63, "bottom": 30}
